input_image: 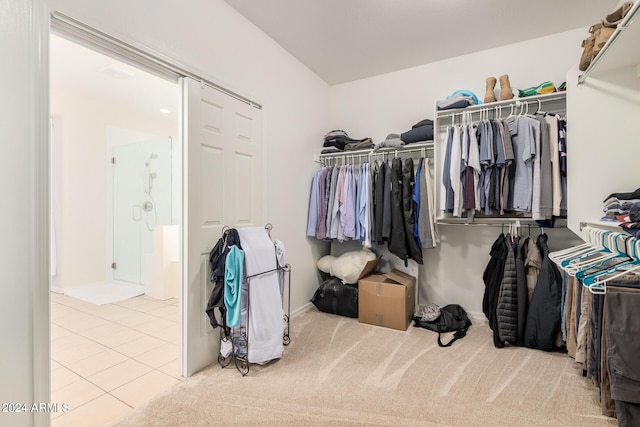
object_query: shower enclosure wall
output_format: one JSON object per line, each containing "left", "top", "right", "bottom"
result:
{"left": 112, "top": 137, "right": 175, "bottom": 285}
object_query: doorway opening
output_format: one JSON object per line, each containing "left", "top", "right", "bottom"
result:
{"left": 49, "top": 33, "right": 182, "bottom": 424}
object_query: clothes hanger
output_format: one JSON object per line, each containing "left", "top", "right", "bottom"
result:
{"left": 550, "top": 226, "right": 600, "bottom": 258}
{"left": 563, "top": 230, "right": 619, "bottom": 272}
{"left": 581, "top": 237, "right": 640, "bottom": 292}
{"left": 534, "top": 99, "right": 547, "bottom": 116}
{"left": 550, "top": 227, "right": 611, "bottom": 266}
{"left": 574, "top": 235, "right": 634, "bottom": 280}
{"left": 558, "top": 229, "right": 611, "bottom": 269}
{"left": 565, "top": 232, "right": 627, "bottom": 276}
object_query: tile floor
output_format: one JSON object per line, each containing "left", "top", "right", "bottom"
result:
{"left": 50, "top": 292, "right": 183, "bottom": 427}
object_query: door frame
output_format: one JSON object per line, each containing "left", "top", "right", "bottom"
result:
{"left": 39, "top": 7, "right": 263, "bottom": 400}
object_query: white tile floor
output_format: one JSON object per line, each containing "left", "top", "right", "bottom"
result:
{"left": 50, "top": 292, "right": 183, "bottom": 427}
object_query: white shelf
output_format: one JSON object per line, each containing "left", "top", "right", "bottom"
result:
{"left": 434, "top": 91, "right": 566, "bottom": 119}
{"left": 580, "top": 220, "right": 625, "bottom": 231}
{"left": 314, "top": 141, "right": 434, "bottom": 163}
{"left": 579, "top": 2, "right": 640, "bottom": 82}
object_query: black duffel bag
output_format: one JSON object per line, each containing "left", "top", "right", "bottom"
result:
{"left": 310, "top": 276, "right": 358, "bottom": 318}
{"left": 413, "top": 304, "right": 472, "bottom": 347}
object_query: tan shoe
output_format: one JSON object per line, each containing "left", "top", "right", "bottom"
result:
{"left": 579, "top": 23, "right": 602, "bottom": 71}
{"left": 499, "top": 75, "right": 513, "bottom": 101}
{"left": 603, "top": 1, "right": 634, "bottom": 27}
{"left": 593, "top": 25, "right": 616, "bottom": 58}
{"left": 484, "top": 77, "right": 497, "bottom": 104}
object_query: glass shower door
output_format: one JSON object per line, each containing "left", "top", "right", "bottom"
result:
{"left": 113, "top": 143, "right": 143, "bottom": 284}
{"left": 113, "top": 138, "right": 173, "bottom": 284}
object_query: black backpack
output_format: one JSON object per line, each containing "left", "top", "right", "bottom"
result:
{"left": 413, "top": 304, "right": 472, "bottom": 347}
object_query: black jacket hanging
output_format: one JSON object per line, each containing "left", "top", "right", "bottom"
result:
{"left": 496, "top": 236, "right": 518, "bottom": 345}
{"left": 483, "top": 233, "right": 508, "bottom": 348}
{"left": 523, "top": 233, "right": 563, "bottom": 351}
{"left": 515, "top": 237, "right": 528, "bottom": 346}
{"left": 373, "top": 161, "right": 386, "bottom": 244}
{"left": 402, "top": 158, "right": 423, "bottom": 264}
{"left": 388, "top": 158, "right": 408, "bottom": 264}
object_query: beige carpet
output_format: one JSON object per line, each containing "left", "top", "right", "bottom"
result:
{"left": 110, "top": 309, "right": 616, "bottom": 426}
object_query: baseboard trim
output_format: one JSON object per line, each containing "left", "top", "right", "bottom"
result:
{"left": 467, "top": 311, "right": 488, "bottom": 325}
{"left": 291, "top": 302, "right": 313, "bottom": 318}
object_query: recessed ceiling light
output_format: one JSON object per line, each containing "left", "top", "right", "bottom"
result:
{"left": 99, "top": 65, "right": 133, "bottom": 80}
{"left": 159, "top": 108, "right": 171, "bottom": 114}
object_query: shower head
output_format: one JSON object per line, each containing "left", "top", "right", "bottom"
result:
{"left": 145, "top": 152, "right": 158, "bottom": 166}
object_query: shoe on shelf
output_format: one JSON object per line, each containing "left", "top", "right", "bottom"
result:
{"left": 484, "top": 77, "right": 497, "bottom": 104}
{"left": 578, "top": 23, "right": 601, "bottom": 71}
{"left": 603, "top": 1, "right": 634, "bottom": 27}
{"left": 499, "top": 74, "right": 513, "bottom": 101}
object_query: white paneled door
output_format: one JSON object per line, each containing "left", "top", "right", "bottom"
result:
{"left": 181, "top": 77, "right": 263, "bottom": 376}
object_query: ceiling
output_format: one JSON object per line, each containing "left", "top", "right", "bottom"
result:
{"left": 224, "top": 0, "right": 617, "bottom": 85}
{"left": 50, "top": 35, "right": 179, "bottom": 120}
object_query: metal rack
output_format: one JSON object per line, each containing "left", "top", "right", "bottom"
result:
{"left": 314, "top": 141, "right": 434, "bottom": 166}
{"left": 216, "top": 224, "right": 291, "bottom": 376}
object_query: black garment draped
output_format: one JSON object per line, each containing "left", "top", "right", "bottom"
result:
{"left": 523, "top": 233, "right": 563, "bottom": 351}
{"left": 483, "top": 233, "right": 508, "bottom": 348}
{"left": 205, "top": 229, "right": 242, "bottom": 332}
{"left": 388, "top": 158, "right": 408, "bottom": 264}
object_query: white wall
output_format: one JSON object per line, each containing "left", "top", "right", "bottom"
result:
{"left": 50, "top": 89, "right": 177, "bottom": 291}
{"left": 329, "top": 29, "right": 587, "bottom": 317}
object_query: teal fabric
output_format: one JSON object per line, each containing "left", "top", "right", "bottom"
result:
{"left": 224, "top": 245, "right": 244, "bottom": 328}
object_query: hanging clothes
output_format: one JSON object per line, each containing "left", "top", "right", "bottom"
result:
{"left": 389, "top": 158, "right": 409, "bottom": 264}
{"left": 441, "top": 111, "right": 565, "bottom": 221}
{"left": 206, "top": 228, "right": 242, "bottom": 332}
{"left": 496, "top": 234, "right": 518, "bottom": 345}
{"left": 224, "top": 245, "right": 244, "bottom": 328}
{"left": 307, "top": 153, "right": 436, "bottom": 264}
{"left": 402, "top": 158, "right": 423, "bottom": 264}
{"left": 441, "top": 126, "right": 455, "bottom": 213}
{"left": 423, "top": 158, "right": 439, "bottom": 247}
{"left": 514, "top": 234, "right": 528, "bottom": 346}
{"left": 237, "top": 227, "right": 284, "bottom": 365}
{"left": 483, "top": 233, "right": 508, "bottom": 348}
{"left": 523, "top": 233, "right": 563, "bottom": 351}
{"left": 373, "top": 161, "right": 385, "bottom": 243}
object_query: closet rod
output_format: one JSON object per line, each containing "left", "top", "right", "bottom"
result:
{"left": 315, "top": 141, "right": 434, "bottom": 163}
{"left": 437, "top": 217, "right": 567, "bottom": 227}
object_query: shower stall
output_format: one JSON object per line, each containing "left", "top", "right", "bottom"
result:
{"left": 112, "top": 137, "right": 175, "bottom": 285}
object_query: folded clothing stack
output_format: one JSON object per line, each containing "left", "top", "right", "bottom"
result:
{"left": 374, "top": 119, "right": 434, "bottom": 151}
{"left": 601, "top": 188, "right": 640, "bottom": 237}
{"left": 436, "top": 91, "right": 479, "bottom": 111}
{"left": 322, "top": 130, "right": 373, "bottom": 154}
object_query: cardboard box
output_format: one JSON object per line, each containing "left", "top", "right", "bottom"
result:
{"left": 358, "top": 269, "right": 416, "bottom": 331}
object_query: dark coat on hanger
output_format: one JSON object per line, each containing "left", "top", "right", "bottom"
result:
{"left": 515, "top": 237, "right": 528, "bottom": 345}
{"left": 388, "top": 158, "right": 423, "bottom": 265}
{"left": 402, "top": 158, "right": 423, "bottom": 264}
{"left": 388, "top": 158, "right": 409, "bottom": 264}
{"left": 483, "top": 233, "right": 508, "bottom": 348}
{"left": 373, "top": 161, "right": 386, "bottom": 243}
{"left": 523, "top": 233, "right": 563, "bottom": 351}
{"left": 205, "top": 228, "right": 242, "bottom": 332}
{"left": 497, "top": 236, "right": 518, "bottom": 345}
